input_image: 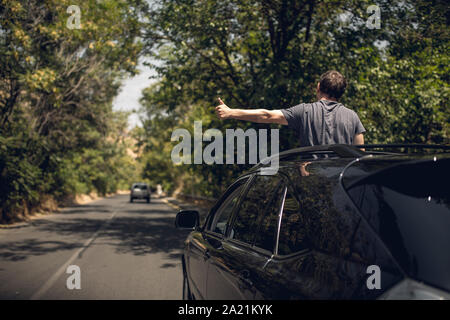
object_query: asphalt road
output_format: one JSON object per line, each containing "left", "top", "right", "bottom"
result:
{"left": 0, "top": 194, "right": 192, "bottom": 300}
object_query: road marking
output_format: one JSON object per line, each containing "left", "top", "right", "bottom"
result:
{"left": 30, "top": 203, "right": 125, "bottom": 300}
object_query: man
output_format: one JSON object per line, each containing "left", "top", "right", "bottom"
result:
{"left": 215, "top": 70, "right": 365, "bottom": 147}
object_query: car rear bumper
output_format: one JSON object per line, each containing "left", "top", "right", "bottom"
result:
{"left": 131, "top": 193, "right": 150, "bottom": 198}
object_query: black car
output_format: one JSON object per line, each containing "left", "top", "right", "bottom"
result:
{"left": 176, "top": 144, "right": 450, "bottom": 300}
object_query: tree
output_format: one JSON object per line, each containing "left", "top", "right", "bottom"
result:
{"left": 138, "top": 0, "right": 449, "bottom": 197}
{"left": 0, "top": 0, "right": 147, "bottom": 222}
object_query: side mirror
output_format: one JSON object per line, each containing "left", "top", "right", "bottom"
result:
{"left": 175, "top": 210, "right": 199, "bottom": 230}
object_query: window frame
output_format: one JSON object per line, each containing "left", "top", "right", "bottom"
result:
{"left": 273, "top": 186, "right": 288, "bottom": 256}
{"left": 203, "top": 175, "right": 252, "bottom": 237}
{"left": 272, "top": 175, "right": 314, "bottom": 259}
{"left": 225, "top": 172, "right": 286, "bottom": 255}
{"left": 251, "top": 182, "right": 285, "bottom": 253}
{"left": 223, "top": 173, "right": 259, "bottom": 242}
{"left": 208, "top": 185, "right": 245, "bottom": 237}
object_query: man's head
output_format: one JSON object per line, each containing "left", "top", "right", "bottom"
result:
{"left": 316, "top": 70, "right": 347, "bottom": 101}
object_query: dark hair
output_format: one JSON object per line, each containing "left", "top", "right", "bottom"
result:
{"left": 319, "top": 70, "right": 347, "bottom": 100}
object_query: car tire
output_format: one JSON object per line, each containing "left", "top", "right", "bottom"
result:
{"left": 130, "top": 197, "right": 133, "bottom": 203}
{"left": 147, "top": 197, "right": 150, "bottom": 203}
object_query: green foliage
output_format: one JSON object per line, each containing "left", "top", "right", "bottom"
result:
{"left": 0, "top": 134, "right": 42, "bottom": 219}
{"left": 0, "top": 0, "right": 147, "bottom": 222}
{"left": 138, "top": 0, "right": 449, "bottom": 198}
{"left": 349, "top": 43, "right": 449, "bottom": 144}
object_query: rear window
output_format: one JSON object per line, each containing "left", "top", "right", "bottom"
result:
{"left": 347, "top": 158, "right": 450, "bottom": 292}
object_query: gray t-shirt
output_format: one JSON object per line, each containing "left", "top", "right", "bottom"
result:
{"left": 280, "top": 100, "right": 365, "bottom": 147}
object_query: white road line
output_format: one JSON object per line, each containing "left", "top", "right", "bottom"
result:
{"left": 30, "top": 203, "right": 124, "bottom": 300}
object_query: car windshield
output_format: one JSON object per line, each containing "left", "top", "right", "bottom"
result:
{"left": 347, "top": 158, "right": 450, "bottom": 292}
{"left": 133, "top": 184, "right": 147, "bottom": 189}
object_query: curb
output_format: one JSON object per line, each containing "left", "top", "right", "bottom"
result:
{"left": 161, "top": 197, "right": 210, "bottom": 224}
{"left": 0, "top": 222, "right": 29, "bottom": 229}
{"left": 0, "top": 192, "right": 127, "bottom": 229}
{"left": 161, "top": 198, "right": 182, "bottom": 211}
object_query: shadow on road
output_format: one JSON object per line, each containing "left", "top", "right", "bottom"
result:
{"left": 56, "top": 204, "right": 113, "bottom": 215}
{"left": 0, "top": 239, "right": 82, "bottom": 261}
{"left": 0, "top": 199, "right": 192, "bottom": 266}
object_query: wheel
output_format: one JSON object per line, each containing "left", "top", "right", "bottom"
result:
{"left": 130, "top": 197, "right": 133, "bottom": 203}
{"left": 147, "top": 197, "right": 150, "bottom": 203}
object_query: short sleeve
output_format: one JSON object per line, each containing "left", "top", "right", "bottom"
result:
{"left": 280, "top": 104, "right": 304, "bottom": 131}
{"left": 354, "top": 113, "right": 366, "bottom": 134}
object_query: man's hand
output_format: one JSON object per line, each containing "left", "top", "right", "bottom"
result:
{"left": 214, "top": 97, "right": 287, "bottom": 125}
{"left": 215, "top": 97, "right": 233, "bottom": 120}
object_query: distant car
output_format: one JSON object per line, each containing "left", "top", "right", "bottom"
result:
{"left": 130, "top": 183, "right": 151, "bottom": 203}
{"left": 176, "top": 144, "right": 450, "bottom": 300}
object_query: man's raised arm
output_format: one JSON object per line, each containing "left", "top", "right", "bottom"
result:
{"left": 215, "top": 98, "right": 288, "bottom": 125}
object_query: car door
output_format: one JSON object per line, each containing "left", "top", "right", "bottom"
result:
{"left": 205, "top": 174, "right": 284, "bottom": 299}
{"left": 186, "top": 231, "right": 209, "bottom": 299}
{"left": 187, "top": 176, "right": 249, "bottom": 299}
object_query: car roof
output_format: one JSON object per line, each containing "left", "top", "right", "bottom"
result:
{"left": 245, "top": 144, "right": 450, "bottom": 184}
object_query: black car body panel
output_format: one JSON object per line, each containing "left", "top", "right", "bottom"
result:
{"left": 344, "top": 155, "right": 450, "bottom": 293}
{"left": 180, "top": 145, "right": 450, "bottom": 299}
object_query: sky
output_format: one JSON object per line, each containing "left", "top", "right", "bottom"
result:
{"left": 112, "top": 58, "right": 157, "bottom": 128}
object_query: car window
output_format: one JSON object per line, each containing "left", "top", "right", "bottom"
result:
{"left": 253, "top": 185, "right": 285, "bottom": 252}
{"left": 210, "top": 186, "right": 243, "bottom": 236}
{"left": 229, "top": 175, "right": 281, "bottom": 245}
{"left": 277, "top": 188, "right": 307, "bottom": 256}
{"left": 133, "top": 184, "right": 147, "bottom": 189}
{"left": 347, "top": 158, "right": 450, "bottom": 293}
